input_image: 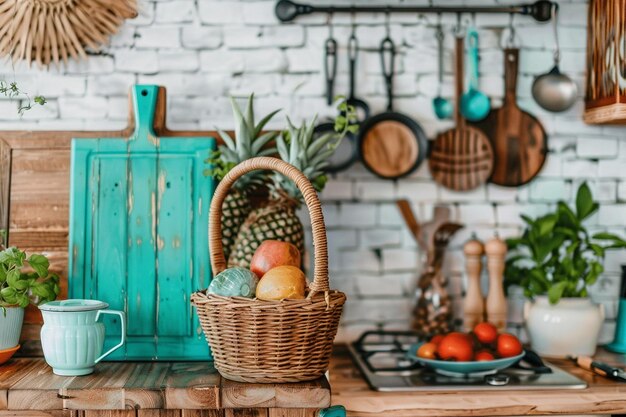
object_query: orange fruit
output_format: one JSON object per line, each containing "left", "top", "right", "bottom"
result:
{"left": 417, "top": 342, "right": 438, "bottom": 359}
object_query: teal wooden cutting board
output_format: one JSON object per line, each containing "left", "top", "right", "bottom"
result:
{"left": 69, "top": 85, "right": 215, "bottom": 360}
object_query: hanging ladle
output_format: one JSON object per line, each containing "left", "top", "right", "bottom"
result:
{"left": 460, "top": 25, "right": 491, "bottom": 122}
{"left": 433, "top": 19, "right": 453, "bottom": 120}
{"left": 531, "top": 3, "right": 578, "bottom": 112}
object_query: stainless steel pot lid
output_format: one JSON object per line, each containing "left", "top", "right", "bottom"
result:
{"left": 38, "top": 299, "right": 109, "bottom": 312}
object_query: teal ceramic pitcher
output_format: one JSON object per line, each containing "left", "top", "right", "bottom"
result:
{"left": 39, "top": 300, "right": 125, "bottom": 376}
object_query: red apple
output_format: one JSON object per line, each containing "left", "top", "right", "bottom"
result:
{"left": 250, "top": 240, "right": 301, "bottom": 278}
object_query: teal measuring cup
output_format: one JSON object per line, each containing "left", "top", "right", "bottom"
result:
{"left": 460, "top": 29, "right": 491, "bottom": 121}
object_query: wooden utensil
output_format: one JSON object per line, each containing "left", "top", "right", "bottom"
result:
{"left": 429, "top": 36, "right": 494, "bottom": 191}
{"left": 485, "top": 236, "right": 508, "bottom": 331}
{"left": 396, "top": 200, "right": 426, "bottom": 250}
{"left": 473, "top": 49, "right": 548, "bottom": 186}
{"left": 463, "top": 237, "right": 485, "bottom": 332}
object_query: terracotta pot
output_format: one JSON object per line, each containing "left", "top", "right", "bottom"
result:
{"left": 524, "top": 296, "right": 604, "bottom": 358}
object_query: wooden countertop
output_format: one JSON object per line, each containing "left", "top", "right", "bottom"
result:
{"left": 0, "top": 358, "right": 330, "bottom": 414}
{"left": 4, "top": 349, "right": 626, "bottom": 417}
{"left": 328, "top": 347, "right": 626, "bottom": 416}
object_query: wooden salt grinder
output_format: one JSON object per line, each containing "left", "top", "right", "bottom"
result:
{"left": 463, "top": 238, "right": 485, "bottom": 332}
{"left": 485, "top": 236, "right": 508, "bottom": 332}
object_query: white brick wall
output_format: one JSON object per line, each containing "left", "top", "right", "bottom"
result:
{"left": 2, "top": 0, "right": 625, "bottom": 342}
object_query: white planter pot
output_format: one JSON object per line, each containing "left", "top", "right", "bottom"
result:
{"left": 0, "top": 307, "right": 24, "bottom": 350}
{"left": 524, "top": 296, "right": 604, "bottom": 358}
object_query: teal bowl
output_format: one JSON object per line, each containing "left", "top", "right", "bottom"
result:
{"left": 408, "top": 344, "right": 525, "bottom": 376}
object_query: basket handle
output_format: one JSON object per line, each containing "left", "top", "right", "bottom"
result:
{"left": 209, "top": 157, "right": 330, "bottom": 295}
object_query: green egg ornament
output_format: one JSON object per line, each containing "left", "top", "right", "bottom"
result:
{"left": 207, "top": 267, "right": 259, "bottom": 298}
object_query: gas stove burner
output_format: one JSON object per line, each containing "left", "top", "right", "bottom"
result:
{"left": 348, "top": 330, "right": 588, "bottom": 391}
{"left": 353, "top": 330, "right": 424, "bottom": 375}
{"left": 485, "top": 374, "right": 510, "bottom": 386}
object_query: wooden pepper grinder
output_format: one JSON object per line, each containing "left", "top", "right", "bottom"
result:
{"left": 463, "top": 237, "right": 485, "bottom": 332}
{"left": 485, "top": 236, "right": 508, "bottom": 332}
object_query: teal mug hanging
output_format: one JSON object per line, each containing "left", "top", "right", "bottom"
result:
{"left": 39, "top": 299, "right": 125, "bottom": 376}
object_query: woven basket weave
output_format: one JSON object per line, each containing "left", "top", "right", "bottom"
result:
{"left": 191, "top": 157, "right": 346, "bottom": 383}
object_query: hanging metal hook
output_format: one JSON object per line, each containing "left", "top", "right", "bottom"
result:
{"left": 350, "top": 9, "right": 356, "bottom": 36}
{"left": 506, "top": 13, "right": 517, "bottom": 48}
{"left": 551, "top": 2, "right": 560, "bottom": 64}
{"left": 327, "top": 11, "right": 334, "bottom": 38}
{"left": 454, "top": 12, "right": 463, "bottom": 36}
{"left": 384, "top": 8, "right": 391, "bottom": 38}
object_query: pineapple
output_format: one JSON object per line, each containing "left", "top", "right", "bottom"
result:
{"left": 228, "top": 100, "right": 358, "bottom": 268}
{"left": 205, "top": 94, "right": 280, "bottom": 260}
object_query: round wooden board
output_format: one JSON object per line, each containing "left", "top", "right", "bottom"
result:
{"left": 360, "top": 120, "right": 421, "bottom": 178}
{"left": 428, "top": 126, "right": 494, "bottom": 191}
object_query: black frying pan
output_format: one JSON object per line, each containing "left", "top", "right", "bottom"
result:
{"left": 313, "top": 122, "right": 358, "bottom": 173}
{"left": 357, "top": 36, "right": 428, "bottom": 180}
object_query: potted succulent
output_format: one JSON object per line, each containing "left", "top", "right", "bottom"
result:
{"left": 0, "top": 247, "right": 60, "bottom": 359}
{"left": 505, "top": 182, "right": 626, "bottom": 357}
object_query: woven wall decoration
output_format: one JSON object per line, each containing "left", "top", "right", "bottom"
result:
{"left": 584, "top": 0, "right": 626, "bottom": 124}
{"left": 0, "top": 0, "right": 137, "bottom": 67}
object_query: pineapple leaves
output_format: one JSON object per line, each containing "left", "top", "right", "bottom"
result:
{"left": 276, "top": 134, "right": 290, "bottom": 161}
{"left": 245, "top": 93, "right": 255, "bottom": 133}
{"left": 216, "top": 129, "right": 236, "bottom": 151}
{"left": 231, "top": 100, "right": 252, "bottom": 162}
{"left": 208, "top": 94, "right": 280, "bottom": 186}
{"left": 251, "top": 131, "right": 278, "bottom": 155}
{"left": 254, "top": 109, "right": 281, "bottom": 137}
{"left": 306, "top": 132, "right": 336, "bottom": 159}
{"left": 269, "top": 97, "right": 359, "bottom": 203}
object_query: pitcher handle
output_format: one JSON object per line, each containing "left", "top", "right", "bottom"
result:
{"left": 94, "top": 309, "right": 126, "bottom": 363}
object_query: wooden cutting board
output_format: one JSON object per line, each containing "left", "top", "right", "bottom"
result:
{"left": 428, "top": 36, "right": 494, "bottom": 191}
{"left": 472, "top": 49, "right": 547, "bottom": 186}
{"left": 69, "top": 85, "right": 215, "bottom": 360}
{"left": 0, "top": 86, "right": 223, "bottom": 356}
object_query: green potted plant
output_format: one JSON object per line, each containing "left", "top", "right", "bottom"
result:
{"left": 0, "top": 247, "right": 60, "bottom": 360}
{"left": 505, "top": 182, "right": 626, "bottom": 357}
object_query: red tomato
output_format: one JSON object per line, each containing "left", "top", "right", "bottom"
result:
{"left": 496, "top": 333, "right": 523, "bottom": 358}
{"left": 417, "top": 342, "right": 438, "bottom": 359}
{"left": 475, "top": 350, "right": 495, "bottom": 361}
{"left": 473, "top": 322, "right": 498, "bottom": 345}
{"left": 437, "top": 332, "right": 474, "bottom": 362}
{"left": 430, "top": 335, "right": 445, "bottom": 345}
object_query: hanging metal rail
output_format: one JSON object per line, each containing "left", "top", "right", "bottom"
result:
{"left": 275, "top": 0, "right": 555, "bottom": 22}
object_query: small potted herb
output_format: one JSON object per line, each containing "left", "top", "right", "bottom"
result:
{"left": 505, "top": 182, "right": 626, "bottom": 357}
{"left": 0, "top": 247, "right": 60, "bottom": 355}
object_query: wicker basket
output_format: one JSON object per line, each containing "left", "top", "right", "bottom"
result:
{"left": 191, "top": 157, "right": 346, "bottom": 383}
